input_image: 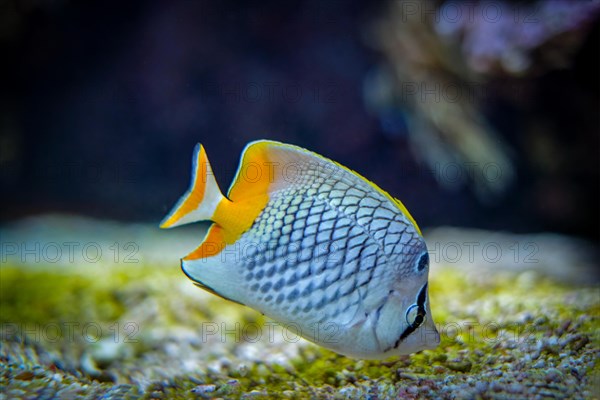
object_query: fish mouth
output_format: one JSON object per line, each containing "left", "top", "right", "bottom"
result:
{"left": 426, "top": 328, "right": 441, "bottom": 348}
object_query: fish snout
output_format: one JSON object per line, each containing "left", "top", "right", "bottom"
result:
{"left": 422, "top": 322, "right": 441, "bottom": 350}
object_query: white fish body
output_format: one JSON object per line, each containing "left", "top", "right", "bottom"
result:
{"left": 160, "top": 140, "right": 439, "bottom": 359}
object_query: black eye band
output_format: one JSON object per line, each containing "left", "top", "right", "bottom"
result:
{"left": 394, "top": 283, "right": 429, "bottom": 347}
{"left": 416, "top": 283, "right": 428, "bottom": 310}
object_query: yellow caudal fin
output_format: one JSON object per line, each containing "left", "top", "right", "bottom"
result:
{"left": 160, "top": 144, "right": 225, "bottom": 229}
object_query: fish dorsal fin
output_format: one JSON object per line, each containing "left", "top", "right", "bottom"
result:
{"left": 228, "top": 140, "right": 421, "bottom": 235}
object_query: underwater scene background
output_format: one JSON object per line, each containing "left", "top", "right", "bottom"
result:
{"left": 1, "top": 0, "right": 599, "bottom": 398}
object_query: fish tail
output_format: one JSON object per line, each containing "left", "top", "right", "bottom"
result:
{"left": 179, "top": 142, "right": 275, "bottom": 263}
{"left": 160, "top": 144, "right": 225, "bottom": 229}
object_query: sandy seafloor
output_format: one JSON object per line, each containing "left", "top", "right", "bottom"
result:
{"left": 0, "top": 215, "right": 598, "bottom": 399}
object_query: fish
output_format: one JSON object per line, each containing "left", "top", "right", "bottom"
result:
{"left": 160, "top": 140, "right": 440, "bottom": 359}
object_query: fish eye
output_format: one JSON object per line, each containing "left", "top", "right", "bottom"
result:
{"left": 405, "top": 304, "right": 425, "bottom": 327}
{"left": 416, "top": 253, "right": 429, "bottom": 272}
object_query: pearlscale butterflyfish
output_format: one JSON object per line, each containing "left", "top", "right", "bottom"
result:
{"left": 160, "top": 140, "right": 440, "bottom": 359}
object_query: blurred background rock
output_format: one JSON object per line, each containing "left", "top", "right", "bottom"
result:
{"left": 1, "top": 0, "right": 598, "bottom": 241}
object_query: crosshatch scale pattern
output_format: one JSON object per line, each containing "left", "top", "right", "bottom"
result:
{"left": 237, "top": 159, "right": 424, "bottom": 328}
